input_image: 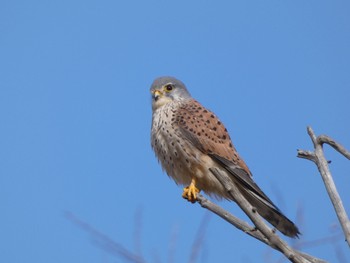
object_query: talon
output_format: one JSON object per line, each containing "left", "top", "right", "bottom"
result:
{"left": 182, "top": 179, "right": 200, "bottom": 203}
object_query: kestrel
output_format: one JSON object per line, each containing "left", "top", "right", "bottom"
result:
{"left": 150, "top": 76, "right": 300, "bottom": 238}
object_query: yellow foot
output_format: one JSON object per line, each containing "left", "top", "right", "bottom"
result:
{"left": 182, "top": 179, "right": 200, "bottom": 203}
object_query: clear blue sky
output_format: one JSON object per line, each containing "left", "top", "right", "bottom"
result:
{"left": 1, "top": 1, "right": 349, "bottom": 262}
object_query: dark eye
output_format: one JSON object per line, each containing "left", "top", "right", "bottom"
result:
{"left": 164, "top": 84, "right": 174, "bottom": 91}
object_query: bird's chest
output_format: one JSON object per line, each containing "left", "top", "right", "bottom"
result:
{"left": 151, "top": 107, "right": 203, "bottom": 185}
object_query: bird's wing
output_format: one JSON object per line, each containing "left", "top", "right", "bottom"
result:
{"left": 174, "top": 99, "right": 251, "bottom": 174}
{"left": 175, "top": 99, "right": 300, "bottom": 237}
{"left": 175, "top": 99, "right": 276, "bottom": 205}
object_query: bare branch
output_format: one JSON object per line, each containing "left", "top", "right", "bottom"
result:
{"left": 212, "top": 168, "right": 319, "bottom": 263}
{"left": 307, "top": 126, "right": 318, "bottom": 146}
{"left": 297, "top": 150, "right": 316, "bottom": 163}
{"left": 298, "top": 126, "right": 350, "bottom": 247}
{"left": 196, "top": 195, "right": 268, "bottom": 244}
{"left": 196, "top": 172, "right": 326, "bottom": 263}
{"left": 317, "top": 134, "right": 350, "bottom": 160}
{"left": 65, "top": 211, "right": 147, "bottom": 263}
{"left": 167, "top": 225, "right": 179, "bottom": 263}
{"left": 134, "top": 207, "right": 144, "bottom": 258}
{"left": 187, "top": 212, "right": 210, "bottom": 263}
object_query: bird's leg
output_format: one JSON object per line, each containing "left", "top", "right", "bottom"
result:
{"left": 182, "top": 178, "right": 200, "bottom": 203}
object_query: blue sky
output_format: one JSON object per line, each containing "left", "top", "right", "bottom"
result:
{"left": 1, "top": 0, "right": 350, "bottom": 262}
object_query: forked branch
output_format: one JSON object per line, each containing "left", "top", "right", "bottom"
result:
{"left": 297, "top": 126, "right": 350, "bottom": 247}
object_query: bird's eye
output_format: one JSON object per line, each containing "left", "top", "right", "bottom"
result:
{"left": 164, "top": 84, "right": 174, "bottom": 92}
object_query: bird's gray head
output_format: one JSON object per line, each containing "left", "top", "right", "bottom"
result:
{"left": 150, "top": 76, "right": 192, "bottom": 110}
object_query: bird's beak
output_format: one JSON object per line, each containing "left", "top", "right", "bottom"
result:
{"left": 152, "top": 90, "right": 162, "bottom": 101}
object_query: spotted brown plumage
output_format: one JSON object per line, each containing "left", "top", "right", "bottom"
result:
{"left": 174, "top": 100, "right": 251, "bottom": 176}
{"left": 150, "top": 76, "right": 300, "bottom": 238}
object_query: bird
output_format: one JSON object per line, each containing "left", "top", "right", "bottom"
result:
{"left": 150, "top": 76, "right": 300, "bottom": 238}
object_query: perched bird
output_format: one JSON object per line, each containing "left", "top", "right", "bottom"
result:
{"left": 150, "top": 76, "right": 300, "bottom": 238}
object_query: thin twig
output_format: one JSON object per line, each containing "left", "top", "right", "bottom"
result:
{"left": 167, "top": 225, "right": 179, "bottom": 263}
{"left": 187, "top": 212, "right": 210, "bottom": 263}
{"left": 134, "top": 207, "right": 144, "bottom": 258}
{"left": 297, "top": 126, "right": 350, "bottom": 247}
{"left": 65, "top": 211, "right": 146, "bottom": 263}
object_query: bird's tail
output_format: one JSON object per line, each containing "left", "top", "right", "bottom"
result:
{"left": 209, "top": 154, "right": 300, "bottom": 238}
{"left": 237, "top": 184, "right": 300, "bottom": 238}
